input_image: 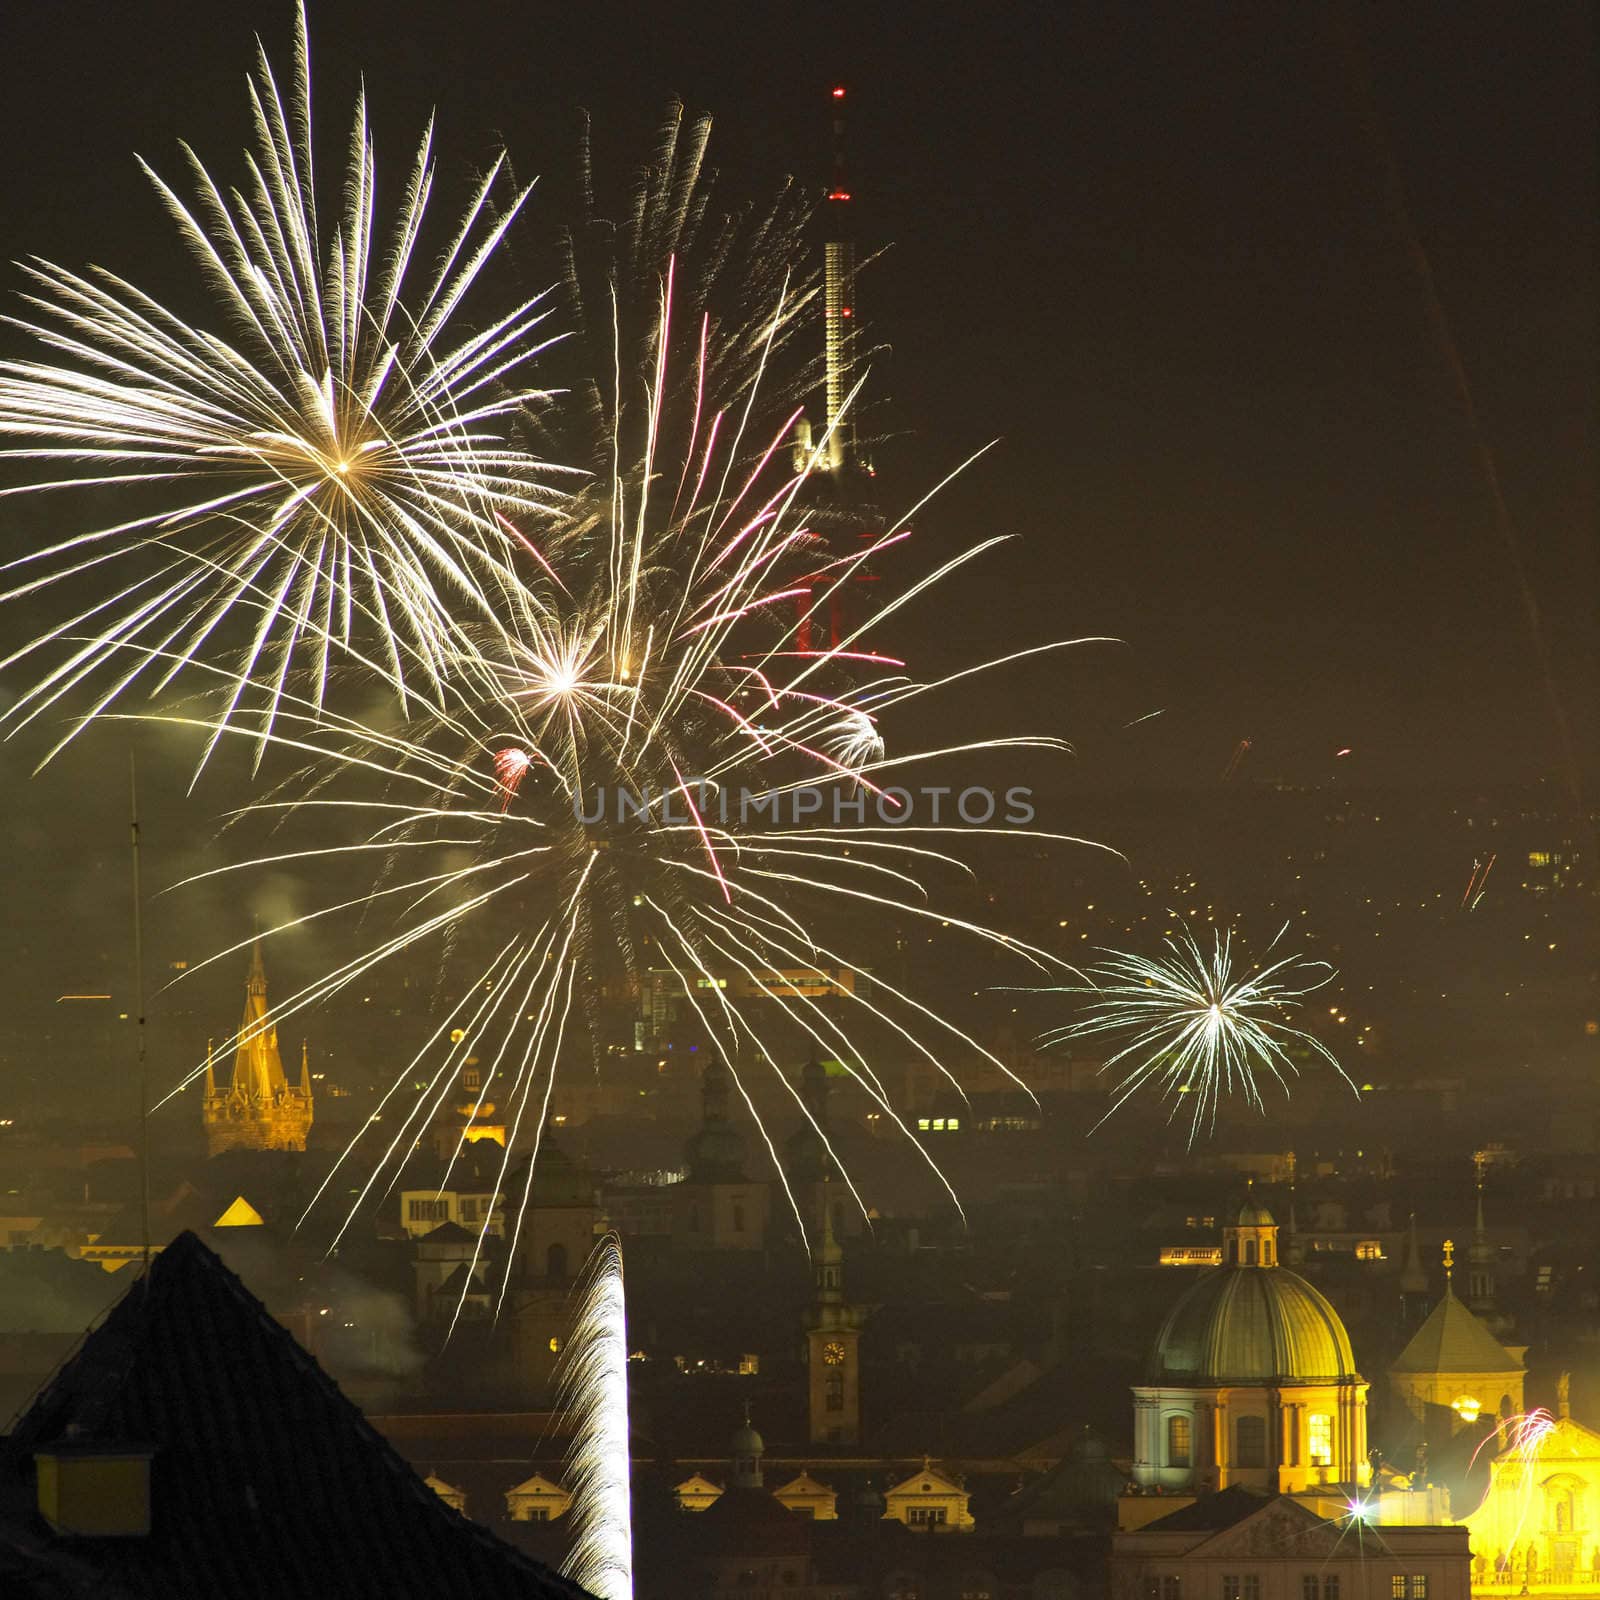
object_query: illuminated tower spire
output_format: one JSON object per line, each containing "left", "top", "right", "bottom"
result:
{"left": 202, "top": 940, "right": 313, "bottom": 1156}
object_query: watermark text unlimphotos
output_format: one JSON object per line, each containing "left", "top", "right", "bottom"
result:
{"left": 576, "top": 784, "right": 1034, "bottom": 827}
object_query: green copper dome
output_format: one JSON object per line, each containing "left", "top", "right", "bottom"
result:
{"left": 1149, "top": 1264, "right": 1359, "bottom": 1385}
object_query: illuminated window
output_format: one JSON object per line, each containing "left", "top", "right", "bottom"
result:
{"left": 1236, "top": 1415, "right": 1266, "bottom": 1468}
{"left": 917, "top": 1119, "right": 931, "bottom": 1131}
{"left": 1309, "top": 1413, "right": 1333, "bottom": 1468}
{"left": 1167, "top": 1414, "right": 1191, "bottom": 1467}
{"left": 548, "top": 1336, "right": 561, "bottom": 1354}
{"left": 1528, "top": 851, "right": 1551, "bottom": 867}
{"left": 1355, "top": 1240, "right": 1383, "bottom": 1261}
{"left": 1391, "top": 1579, "right": 1406, "bottom": 1599}
{"left": 463, "top": 1067, "right": 481, "bottom": 1091}
{"left": 933, "top": 1119, "right": 945, "bottom": 1131}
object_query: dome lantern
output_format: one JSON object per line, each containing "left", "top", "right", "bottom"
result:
{"left": 1222, "top": 1181, "right": 1278, "bottom": 1267}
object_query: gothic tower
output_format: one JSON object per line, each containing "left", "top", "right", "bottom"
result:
{"left": 806, "top": 1191, "right": 864, "bottom": 1444}
{"left": 202, "top": 942, "right": 313, "bottom": 1156}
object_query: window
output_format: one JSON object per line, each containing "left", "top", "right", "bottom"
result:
{"left": 825, "top": 1370, "right": 844, "bottom": 1412}
{"left": 408, "top": 1198, "right": 448, "bottom": 1223}
{"left": 733, "top": 1203, "right": 745, "bottom": 1233}
{"left": 1223, "top": 1578, "right": 1241, "bottom": 1600}
{"left": 1245, "top": 1239, "right": 1258, "bottom": 1265}
{"left": 1408, "top": 1580, "right": 1428, "bottom": 1599}
{"left": 1263, "top": 1239, "right": 1275, "bottom": 1265}
{"left": 907, "top": 1506, "right": 948, "bottom": 1526}
{"left": 1162, "top": 1581, "right": 1181, "bottom": 1600}
{"left": 1324, "top": 1581, "right": 1340, "bottom": 1600}
{"left": 1304, "top": 1578, "right": 1320, "bottom": 1600}
{"left": 1309, "top": 1413, "right": 1334, "bottom": 1468}
{"left": 1242, "top": 1581, "right": 1259, "bottom": 1600}
{"left": 1167, "top": 1414, "right": 1192, "bottom": 1468}
{"left": 1236, "top": 1415, "right": 1266, "bottom": 1468}
{"left": 1391, "top": 1580, "right": 1406, "bottom": 1600}
{"left": 463, "top": 1067, "right": 482, "bottom": 1091}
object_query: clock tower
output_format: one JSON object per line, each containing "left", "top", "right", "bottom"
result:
{"left": 805, "top": 1193, "right": 863, "bottom": 1444}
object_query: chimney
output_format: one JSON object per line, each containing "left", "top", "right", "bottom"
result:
{"left": 35, "top": 1430, "right": 153, "bottom": 1536}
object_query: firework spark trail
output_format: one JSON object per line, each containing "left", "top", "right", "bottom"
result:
{"left": 557, "top": 1236, "right": 633, "bottom": 1600}
{"left": 1038, "top": 921, "right": 1357, "bottom": 1145}
{"left": 0, "top": 3, "right": 569, "bottom": 763}
{"left": 1470, "top": 1408, "right": 1557, "bottom": 1555}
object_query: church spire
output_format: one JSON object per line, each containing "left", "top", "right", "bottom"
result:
{"left": 203, "top": 938, "right": 312, "bottom": 1156}
{"left": 1400, "top": 1212, "right": 1427, "bottom": 1293}
{"left": 1468, "top": 1157, "right": 1496, "bottom": 1311}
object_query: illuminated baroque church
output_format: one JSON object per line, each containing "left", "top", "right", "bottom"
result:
{"left": 1129, "top": 1195, "right": 1369, "bottom": 1509}
{"left": 202, "top": 943, "right": 313, "bottom": 1156}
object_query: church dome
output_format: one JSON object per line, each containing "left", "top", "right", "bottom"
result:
{"left": 1148, "top": 1262, "right": 1358, "bottom": 1384}
{"left": 1234, "top": 1196, "right": 1276, "bottom": 1227}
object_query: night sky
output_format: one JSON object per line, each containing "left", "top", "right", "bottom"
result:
{"left": 0, "top": 3, "right": 1592, "bottom": 1083}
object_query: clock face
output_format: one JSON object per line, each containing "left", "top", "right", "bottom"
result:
{"left": 822, "top": 1341, "right": 846, "bottom": 1366}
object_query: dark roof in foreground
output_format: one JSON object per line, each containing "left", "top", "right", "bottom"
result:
{"left": 0, "top": 1230, "right": 592, "bottom": 1600}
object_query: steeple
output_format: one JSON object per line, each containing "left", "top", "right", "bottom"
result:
{"left": 202, "top": 941, "right": 312, "bottom": 1156}
{"left": 806, "top": 1175, "right": 863, "bottom": 1445}
{"left": 1467, "top": 1159, "right": 1495, "bottom": 1312}
{"left": 1397, "top": 1211, "right": 1430, "bottom": 1332}
{"left": 683, "top": 1058, "right": 747, "bottom": 1183}
{"left": 299, "top": 1040, "right": 312, "bottom": 1096}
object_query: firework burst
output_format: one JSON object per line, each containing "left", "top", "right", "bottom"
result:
{"left": 1039, "top": 921, "right": 1356, "bottom": 1144}
{"left": 149, "top": 253, "right": 1111, "bottom": 1329}
{"left": 0, "top": 4, "right": 566, "bottom": 765}
{"left": 6, "top": 11, "right": 1119, "bottom": 1333}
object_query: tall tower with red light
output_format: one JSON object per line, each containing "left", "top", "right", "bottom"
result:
{"left": 793, "top": 84, "right": 878, "bottom": 653}
{"left": 822, "top": 84, "right": 867, "bottom": 477}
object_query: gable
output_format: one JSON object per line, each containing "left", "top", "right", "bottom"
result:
{"left": 1185, "top": 1497, "right": 1344, "bottom": 1560}
{"left": 507, "top": 1473, "right": 567, "bottom": 1498}
{"left": 676, "top": 1473, "right": 723, "bottom": 1494}
{"left": 213, "top": 1195, "right": 264, "bottom": 1228}
{"left": 774, "top": 1472, "right": 832, "bottom": 1496}
{"left": 886, "top": 1467, "right": 966, "bottom": 1500}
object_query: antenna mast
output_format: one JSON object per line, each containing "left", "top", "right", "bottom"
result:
{"left": 129, "top": 753, "right": 151, "bottom": 1277}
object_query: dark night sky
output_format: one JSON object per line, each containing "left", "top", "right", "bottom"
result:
{"left": 0, "top": 3, "right": 1592, "bottom": 1063}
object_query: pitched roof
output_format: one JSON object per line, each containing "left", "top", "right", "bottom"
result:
{"left": 0, "top": 1231, "right": 591, "bottom": 1600}
{"left": 1390, "top": 1288, "right": 1524, "bottom": 1375}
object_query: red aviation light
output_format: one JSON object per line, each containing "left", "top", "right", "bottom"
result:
{"left": 840, "top": 306, "right": 852, "bottom": 318}
{"left": 831, "top": 86, "right": 846, "bottom": 99}
{"left": 827, "top": 189, "right": 852, "bottom": 202}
